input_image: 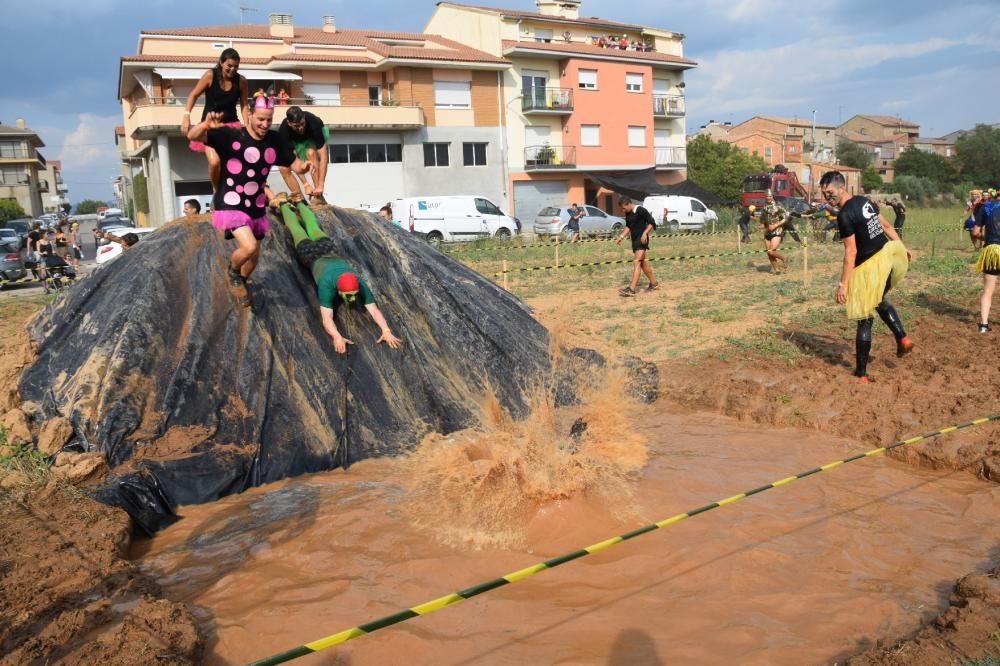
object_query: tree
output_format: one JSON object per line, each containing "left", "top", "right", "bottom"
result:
{"left": 686, "top": 134, "right": 769, "bottom": 202}
{"left": 893, "top": 175, "right": 940, "bottom": 202}
{"left": 0, "top": 198, "right": 26, "bottom": 224}
{"left": 893, "top": 148, "right": 959, "bottom": 184}
{"left": 861, "top": 166, "right": 883, "bottom": 193}
{"left": 956, "top": 124, "right": 1000, "bottom": 184}
{"left": 75, "top": 199, "right": 107, "bottom": 215}
{"left": 836, "top": 139, "right": 871, "bottom": 169}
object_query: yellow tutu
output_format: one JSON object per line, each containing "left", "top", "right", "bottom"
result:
{"left": 845, "top": 240, "right": 908, "bottom": 320}
{"left": 976, "top": 244, "right": 1000, "bottom": 273}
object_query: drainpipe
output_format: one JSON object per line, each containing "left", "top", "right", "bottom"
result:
{"left": 498, "top": 69, "right": 510, "bottom": 210}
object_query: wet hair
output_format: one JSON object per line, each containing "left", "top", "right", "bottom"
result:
{"left": 286, "top": 106, "right": 305, "bottom": 123}
{"left": 214, "top": 48, "right": 241, "bottom": 78}
{"left": 184, "top": 199, "right": 201, "bottom": 213}
{"left": 120, "top": 233, "right": 139, "bottom": 248}
{"left": 378, "top": 205, "right": 392, "bottom": 218}
{"left": 819, "top": 171, "right": 846, "bottom": 188}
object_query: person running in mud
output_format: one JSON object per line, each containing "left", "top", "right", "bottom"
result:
{"left": 759, "top": 192, "right": 788, "bottom": 274}
{"left": 275, "top": 199, "right": 402, "bottom": 354}
{"left": 821, "top": 170, "right": 913, "bottom": 383}
{"left": 974, "top": 189, "right": 1000, "bottom": 332}
{"left": 884, "top": 197, "right": 906, "bottom": 237}
{"left": 614, "top": 195, "right": 658, "bottom": 296}
{"left": 737, "top": 205, "right": 755, "bottom": 243}
{"left": 187, "top": 95, "right": 312, "bottom": 308}
{"left": 180, "top": 48, "right": 249, "bottom": 192}
{"left": 964, "top": 190, "right": 984, "bottom": 250}
{"left": 277, "top": 106, "right": 330, "bottom": 206}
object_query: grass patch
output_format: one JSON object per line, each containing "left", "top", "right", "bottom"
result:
{"left": 718, "top": 328, "right": 802, "bottom": 364}
{"left": 0, "top": 426, "right": 50, "bottom": 488}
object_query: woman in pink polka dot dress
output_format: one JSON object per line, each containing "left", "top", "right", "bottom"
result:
{"left": 187, "top": 95, "right": 312, "bottom": 305}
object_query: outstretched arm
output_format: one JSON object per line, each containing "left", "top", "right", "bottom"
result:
{"left": 187, "top": 111, "right": 225, "bottom": 143}
{"left": 364, "top": 303, "right": 402, "bottom": 349}
{"left": 320, "top": 306, "right": 353, "bottom": 354}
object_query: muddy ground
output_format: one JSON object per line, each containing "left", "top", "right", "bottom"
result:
{"left": 2, "top": 260, "right": 999, "bottom": 664}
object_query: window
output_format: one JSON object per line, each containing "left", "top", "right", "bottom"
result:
{"left": 585, "top": 206, "right": 606, "bottom": 218}
{"left": 475, "top": 198, "right": 503, "bottom": 215}
{"left": 433, "top": 80, "right": 471, "bottom": 108}
{"left": 764, "top": 147, "right": 773, "bottom": 159}
{"left": 581, "top": 125, "right": 600, "bottom": 146}
{"left": 628, "top": 126, "right": 646, "bottom": 147}
{"left": 534, "top": 28, "right": 554, "bottom": 43}
{"left": 423, "top": 142, "right": 449, "bottom": 167}
{"left": 329, "top": 144, "right": 402, "bottom": 164}
{"left": 625, "top": 73, "right": 643, "bottom": 92}
{"left": 303, "top": 83, "right": 341, "bottom": 106}
{"left": 0, "top": 166, "right": 26, "bottom": 184}
{"left": 578, "top": 69, "right": 597, "bottom": 90}
{"left": 789, "top": 145, "right": 797, "bottom": 154}
{"left": 463, "top": 142, "right": 487, "bottom": 166}
{"left": 212, "top": 43, "right": 226, "bottom": 50}
{"left": 368, "top": 85, "right": 381, "bottom": 107}
{"left": 691, "top": 199, "right": 706, "bottom": 213}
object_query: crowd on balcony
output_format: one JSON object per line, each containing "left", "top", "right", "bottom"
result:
{"left": 592, "top": 34, "right": 655, "bottom": 52}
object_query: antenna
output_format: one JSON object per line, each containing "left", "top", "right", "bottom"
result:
{"left": 239, "top": 4, "right": 258, "bottom": 23}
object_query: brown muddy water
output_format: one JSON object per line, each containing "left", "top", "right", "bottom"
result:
{"left": 134, "top": 410, "right": 1000, "bottom": 665}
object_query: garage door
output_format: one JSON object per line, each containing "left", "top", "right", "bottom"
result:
{"left": 514, "top": 180, "right": 568, "bottom": 226}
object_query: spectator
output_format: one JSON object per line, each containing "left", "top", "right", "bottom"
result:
{"left": 619, "top": 35, "right": 628, "bottom": 49}
{"left": 377, "top": 205, "right": 393, "bottom": 221}
{"left": 183, "top": 199, "right": 202, "bottom": 217}
{"left": 277, "top": 88, "right": 290, "bottom": 105}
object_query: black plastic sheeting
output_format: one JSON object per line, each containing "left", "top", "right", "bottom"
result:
{"left": 585, "top": 169, "right": 729, "bottom": 206}
{"left": 20, "top": 209, "right": 554, "bottom": 534}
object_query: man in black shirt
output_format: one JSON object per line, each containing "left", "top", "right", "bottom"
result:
{"left": 614, "top": 196, "right": 658, "bottom": 296}
{"left": 737, "top": 205, "right": 754, "bottom": 242}
{"left": 821, "top": 171, "right": 912, "bottom": 383}
{"left": 885, "top": 198, "right": 906, "bottom": 237}
{"left": 278, "top": 106, "right": 330, "bottom": 206}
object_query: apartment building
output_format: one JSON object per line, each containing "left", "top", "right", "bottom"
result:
{"left": 0, "top": 119, "right": 48, "bottom": 217}
{"left": 425, "top": 0, "right": 696, "bottom": 221}
{"left": 117, "top": 13, "right": 509, "bottom": 223}
{"left": 728, "top": 115, "right": 837, "bottom": 164}
{"left": 42, "top": 160, "right": 69, "bottom": 213}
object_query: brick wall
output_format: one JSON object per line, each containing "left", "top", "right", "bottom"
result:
{"left": 340, "top": 72, "right": 369, "bottom": 106}
{"left": 410, "top": 68, "right": 437, "bottom": 127}
{"left": 471, "top": 70, "right": 500, "bottom": 127}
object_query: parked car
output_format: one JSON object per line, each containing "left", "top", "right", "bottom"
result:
{"left": 94, "top": 217, "right": 135, "bottom": 248}
{"left": 390, "top": 196, "right": 519, "bottom": 243}
{"left": 95, "top": 227, "right": 156, "bottom": 265}
{"left": 0, "top": 231, "right": 26, "bottom": 283}
{"left": 0, "top": 228, "right": 21, "bottom": 250}
{"left": 532, "top": 204, "right": 625, "bottom": 237}
{"left": 3, "top": 218, "right": 33, "bottom": 246}
{"left": 98, "top": 208, "right": 123, "bottom": 221}
{"left": 641, "top": 195, "right": 718, "bottom": 232}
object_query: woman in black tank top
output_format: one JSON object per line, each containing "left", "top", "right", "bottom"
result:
{"left": 181, "top": 48, "right": 249, "bottom": 195}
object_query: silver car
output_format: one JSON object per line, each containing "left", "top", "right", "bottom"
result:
{"left": 0, "top": 229, "right": 26, "bottom": 283}
{"left": 532, "top": 205, "right": 625, "bottom": 238}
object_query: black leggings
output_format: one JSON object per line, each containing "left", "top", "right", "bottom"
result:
{"left": 855, "top": 287, "right": 906, "bottom": 377}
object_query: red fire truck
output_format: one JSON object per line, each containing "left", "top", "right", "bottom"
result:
{"left": 740, "top": 165, "right": 808, "bottom": 208}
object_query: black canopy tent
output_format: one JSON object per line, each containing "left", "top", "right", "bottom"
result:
{"left": 585, "top": 167, "right": 729, "bottom": 206}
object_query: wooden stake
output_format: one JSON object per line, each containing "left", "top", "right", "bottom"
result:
{"left": 555, "top": 232, "right": 560, "bottom": 270}
{"left": 502, "top": 259, "right": 509, "bottom": 291}
{"left": 737, "top": 227, "right": 741, "bottom": 253}
{"left": 803, "top": 243, "right": 809, "bottom": 286}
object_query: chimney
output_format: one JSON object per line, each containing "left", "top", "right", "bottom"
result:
{"left": 535, "top": 0, "right": 581, "bottom": 20}
{"left": 322, "top": 15, "right": 336, "bottom": 33}
{"left": 16, "top": 118, "right": 25, "bottom": 129}
{"left": 269, "top": 13, "right": 294, "bottom": 39}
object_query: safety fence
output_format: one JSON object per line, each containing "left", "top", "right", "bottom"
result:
{"left": 247, "top": 414, "right": 1000, "bottom": 666}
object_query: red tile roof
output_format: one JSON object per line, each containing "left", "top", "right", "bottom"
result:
{"left": 139, "top": 25, "right": 506, "bottom": 64}
{"left": 121, "top": 54, "right": 271, "bottom": 65}
{"left": 114, "top": 125, "right": 125, "bottom": 136}
{"left": 757, "top": 114, "right": 837, "bottom": 129}
{"left": 856, "top": 114, "right": 919, "bottom": 128}
{"left": 502, "top": 40, "right": 696, "bottom": 67}
{"left": 439, "top": 2, "right": 648, "bottom": 32}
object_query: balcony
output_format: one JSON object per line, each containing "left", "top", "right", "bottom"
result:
{"left": 521, "top": 87, "right": 574, "bottom": 114}
{"left": 655, "top": 146, "right": 687, "bottom": 168}
{"left": 653, "top": 95, "right": 685, "bottom": 117}
{"left": 0, "top": 147, "right": 46, "bottom": 168}
{"left": 524, "top": 145, "right": 576, "bottom": 171}
{"left": 127, "top": 97, "right": 425, "bottom": 139}
{"left": 38, "top": 179, "right": 49, "bottom": 194}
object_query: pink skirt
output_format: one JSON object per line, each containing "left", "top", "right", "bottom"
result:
{"left": 189, "top": 121, "right": 242, "bottom": 152}
{"left": 212, "top": 210, "right": 270, "bottom": 240}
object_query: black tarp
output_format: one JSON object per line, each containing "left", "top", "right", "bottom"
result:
{"left": 20, "top": 209, "right": 556, "bottom": 534}
{"left": 585, "top": 167, "right": 670, "bottom": 201}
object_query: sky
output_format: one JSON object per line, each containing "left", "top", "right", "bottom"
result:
{"left": 1, "top": 0, "right": 997, "bottom": 205}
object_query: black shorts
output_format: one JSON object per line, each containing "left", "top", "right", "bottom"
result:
{"left": 631, "top": 239, "right": 649, "bottom": 253}
{"left": 567, "top": 220, "right": 580, "bottom": 232}
{"left": 294, "top": 237, "right": 339, "bottom": 269}
{"left": 763, "top": 231, "right": 783, "bottom": 241}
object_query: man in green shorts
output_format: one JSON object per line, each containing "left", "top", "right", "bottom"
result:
{"left": 278, "top": 106, "right": 330, "bottom": 206}
{"left": 276, "top": 199, "right": 402, "bottom": 354}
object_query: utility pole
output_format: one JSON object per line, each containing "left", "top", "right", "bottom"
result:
{"left": 811, "top": 109, "right": 817, "bottom": 161}
{"left": 239, "top": 4, "right": 258, "bottom": 23}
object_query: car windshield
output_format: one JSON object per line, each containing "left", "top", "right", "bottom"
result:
{"left": 743, "top": 175, "right": 772, "bottom": 192}
{"left": 539, "top": 207, "right": 561, "bottom": 216}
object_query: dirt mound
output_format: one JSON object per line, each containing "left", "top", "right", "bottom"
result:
{"left": 19, "top": 210, "right": 556, "bottom": 533}
{"left": 0, "top": 483, "right": 203, "bottom": 664}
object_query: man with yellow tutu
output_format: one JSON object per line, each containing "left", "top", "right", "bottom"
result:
{"left": 973, "top": 188, "right": 1000, "bottom": 333}
{"left": 820, "top": 171, "right": 913, "bottom": 383}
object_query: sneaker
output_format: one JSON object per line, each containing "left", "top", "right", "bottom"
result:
{"left": 289, "top": 191, "right": 306, "bottom": 206}
{"left": 619, "top": 287, "right": 636, "bottom": 297}
{"left": 268, "top": 191, "right": 288, "bottom": 211}
{"left": 228, "top": 267, "right": 245, "bottom": 289}
{"left": 979, "top": 323, "right": 991, "bottom": 334}
{"left": 309, "top": 193, "right": 328, "bottom": 206}
{"left": 896, "top": 336, "right": 915, "bottom": 357}
{"left": 858, "top": 375, "right": 869, "bottom": 384}
{"left": 647, "top": 282, "right": 660, "bottom": 292}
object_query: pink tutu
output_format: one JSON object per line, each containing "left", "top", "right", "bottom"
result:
{"left": 212, "top": 210, "right": 270, "bottom": 240}
{"left": 189, "top": 121, "right": 242, "bottom": 152}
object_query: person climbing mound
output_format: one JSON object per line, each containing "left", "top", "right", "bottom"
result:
{"left": 276, "top": 199, "right": 402, "bottom": 354}
{"left": 187, "top": 95, "right": 311, "bottom": 307}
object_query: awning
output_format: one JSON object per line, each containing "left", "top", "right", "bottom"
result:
{"left": 152, "top": 67, "right": 301, "bottom": 81}
{"left": 585, "top": 167, "right": 670, "bottom": 201}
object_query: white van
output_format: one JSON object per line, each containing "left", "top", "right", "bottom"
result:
{"left": 641, "top": 195, "right": 718, "bottom": 232}
{"left": 390, "top": 196, "right": 519, "bottom": 243}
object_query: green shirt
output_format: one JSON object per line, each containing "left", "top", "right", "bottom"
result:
{"left": 313, "top": 257, "right": 375, "bottom": 309}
